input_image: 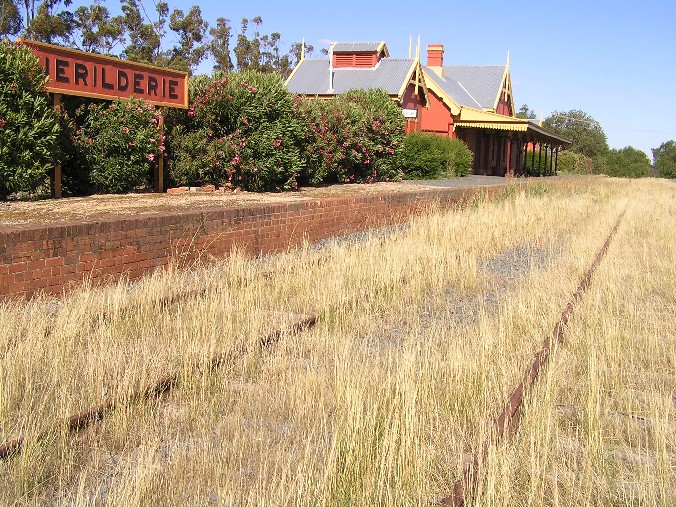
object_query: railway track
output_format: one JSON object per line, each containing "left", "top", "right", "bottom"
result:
{"left": 1, "top": 204, "right": 628, "bottom": 503}
{"left": 0, "top": 314, "right": 317, "bottom": 460}
{"left": 441, "top": 207, "right": 626, "bottom": 506}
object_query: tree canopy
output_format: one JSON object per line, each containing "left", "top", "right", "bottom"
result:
{"left": 543, "top": 109, "right": 609, "bottom": 159}
{"left": 652, "top": 140, "right": 676, "bottom": 179}
{"left": 3, "top": 1, "right": 308, "bottom": 76}
{"left": 603, "top": 146, "right": 651, "bottom": 178}
{"left": 516, "top": 104, "right": 536, "bottom": 120}
{"left": 0, "top": 0, "right": 22, "bottom": 36}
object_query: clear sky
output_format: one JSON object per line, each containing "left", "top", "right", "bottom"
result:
{"left": 74, "top": 0, "right": 676, "bottom": 159}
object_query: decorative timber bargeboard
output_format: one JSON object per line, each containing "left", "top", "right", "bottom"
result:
{"left": 19, "top": 39, "right": 189, "bottom": 197}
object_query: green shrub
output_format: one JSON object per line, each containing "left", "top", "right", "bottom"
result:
{"left": 174, "top": 71, "right": 308, "bottom": 191}
{"left": 300, "top": 89, "right": 405, "bottom": 184}
{"left": 447, "top": 138, "right": 473, "bottom": 177}
{"left": 69, "top": 98, "right": 163, "bottom": 194}
{"left": 165, "top": 126, "right": 214, "bottom": 186}
{"left": 397, "top": 133, "right": 472, "bottom": 179}
{"left": 0, "top": 40, "right": 61, "bottom": 197}
{"left": 555, "top": 150, "right": 593, "bottom": 174}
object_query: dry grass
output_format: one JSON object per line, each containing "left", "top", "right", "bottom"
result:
{"left": 0, "top": 176, "right": 673, "bottom": 506}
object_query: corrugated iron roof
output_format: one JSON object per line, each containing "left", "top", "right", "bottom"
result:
{"left": 423, "top": 69, "right": 481, "bottom": 108}
{"left": 286, "top": 58, "right": 415, "bottom": 96}
{"left": 332, "top": 41, "right": 387, "bottom": 54}
{"left": 443, "top": 65, "right": 505, "bottom": 109}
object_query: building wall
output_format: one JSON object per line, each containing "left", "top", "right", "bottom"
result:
{"left": 496, "top": 99, "right": 512, "bottom": 117}
{"left": 419, "top": 90, "right": 454, "bottom": 137}
{"left": 400, "top": 83, "right": 426, "bottom": 134}
{"left": 0, "top": 186, "right": 506, "bottom": 301}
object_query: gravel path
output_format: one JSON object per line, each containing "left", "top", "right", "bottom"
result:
{"left": 401, "top": 175, "right": 511, "bottom": 188}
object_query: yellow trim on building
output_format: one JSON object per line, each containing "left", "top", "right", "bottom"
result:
{"left": 459, "top": 106, "right": 521, "bottom": 122}
{"left": 376, "top": 41, "right": 390, "bottom": 57}
{"left": 455, "top": 121, "right": 528, "bottom": 131}
{"left": 492, "top": 51, "right": 515, "bottom": 115}
{"left": 397, "top": 61, "right": 429, "bottom": 107}
{"left": 420, "top": 69, "right": 462, "bottom": 115}
{"left": 283, "top": 58, "right": 305, "bottom": 87}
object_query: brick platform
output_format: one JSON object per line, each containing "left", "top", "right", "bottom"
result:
{"left": 0, "top": 185, "right": 503, "bottom": 301}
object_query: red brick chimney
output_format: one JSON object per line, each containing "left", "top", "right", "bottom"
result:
{"left": 427, "top": 44, "right": 444, "bottom": 77}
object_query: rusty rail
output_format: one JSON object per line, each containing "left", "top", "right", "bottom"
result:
{"left": 442, "top": 209, "right": 626, "bottom": 507}
{"left": 0, "top": 315, "right": 317, "bottom": 460}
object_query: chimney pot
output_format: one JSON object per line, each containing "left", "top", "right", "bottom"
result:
{"left": 427, "top": 44, "right": 444, "bottom": 68}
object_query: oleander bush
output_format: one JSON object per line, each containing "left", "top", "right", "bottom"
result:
{"left": 300, "top": 89, "right": 405, "bottom": 184}
{"left": 397, "top": 133, "right": 473, "bottom": 179}
{"left": 66, "top": 98, "right": 163, "bottom": 194}
{"left": 169, "top": 71, "right": 307, "bottom": 191}
{"left": 0, "top": 40, "right": 61, "bottom": 198}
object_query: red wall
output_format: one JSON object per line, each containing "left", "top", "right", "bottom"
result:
{"left": 400, "top": 83, "right": 426, "bottom": 134}
{"left": 0, "top": 186, "right": 506, "bottom": 301}
{"left": 496, "top": 99, "right": 512, "bottom": 117}
{"left": 419, "top": 90, "right": 454, "bottom": 137}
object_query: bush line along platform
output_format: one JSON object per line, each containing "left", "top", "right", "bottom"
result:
{"left": 0, "top": 184, "right": 515, "bottom": 301}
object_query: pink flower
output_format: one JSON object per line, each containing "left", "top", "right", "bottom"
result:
{"left": 242, "top": 118, "right": 249, "bottom": 125}
{"left": 147, "top": 153, "right": 155, "bottom": 162}
{"left": 0, "top": 119, "right": 6, "bottom": 128}
{"left": 273, "top": 139, "right": 282, "bottom": 147}
{"left": 123, "top": 127, "right": 130, "bottom": 134}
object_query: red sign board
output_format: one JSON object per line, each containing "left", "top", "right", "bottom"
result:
{"left": 21, "top": 39, "right": 188, "bottom": 109}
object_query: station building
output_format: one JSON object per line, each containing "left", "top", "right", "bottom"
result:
{"left": 285, "top": 41, "right": 570, "bottom": 176}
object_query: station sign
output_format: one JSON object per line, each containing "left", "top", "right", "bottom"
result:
{"left": 402, "top": 108, "right": 418, "bottom": 118}
{"left": 21, "top": 39, "right": 188, "bottom": 109}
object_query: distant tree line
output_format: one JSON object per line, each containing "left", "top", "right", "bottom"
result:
{"left": 517, "top": 104, "right": 674, "bottom": 179}
{"left": 0, "top": 0, "right": 311, "bottom": 77}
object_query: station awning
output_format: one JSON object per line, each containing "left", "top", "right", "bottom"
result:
{"left": 455, "top": 107, "right": 571, "bottom": 146}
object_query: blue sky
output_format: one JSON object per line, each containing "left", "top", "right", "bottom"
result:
{"left": 72, "top": 0, "right": 676, "bottom": 158}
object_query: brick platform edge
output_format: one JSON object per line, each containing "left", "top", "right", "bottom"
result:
{"left": 0, "top": 184, "right": 506, "bottom": 301}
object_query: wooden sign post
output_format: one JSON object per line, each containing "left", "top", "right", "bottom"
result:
{"left": 52, "top": 93, "right": 62, "bottom": 198}
{"left": 21, "top": 39, "right": 189, "bottom": 197}
{"left": 155, "top": 112, "right": 165, "bottom": 193}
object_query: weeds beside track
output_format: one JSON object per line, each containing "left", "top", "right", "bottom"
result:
{"left": 0, "top": 315, "right": 316, "bottom": 460}
{"left": 1, "top": 177, "right": 673, "bottom": 506}
{"left": 442, "top": 207, "right": 626, "bottom": 506}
